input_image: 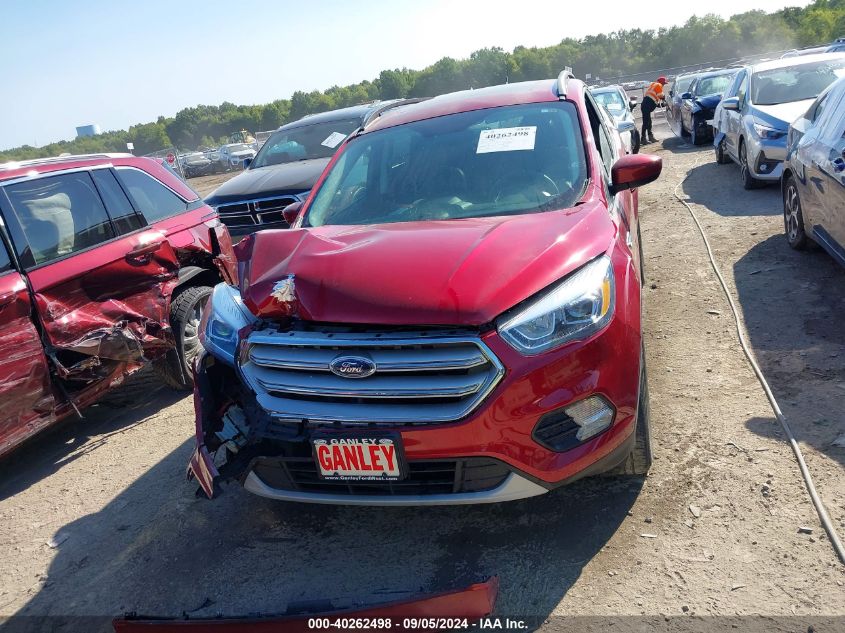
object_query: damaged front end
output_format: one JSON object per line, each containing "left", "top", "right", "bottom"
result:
{"left": 188, "top": 349, "right": 307, "bottom": 499}
{"left": 187, "top": 280, "right": 301, "bottom": 498}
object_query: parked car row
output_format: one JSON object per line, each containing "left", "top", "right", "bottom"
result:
{"left": 688, "top": 50, "right": 845, "bottom": 269}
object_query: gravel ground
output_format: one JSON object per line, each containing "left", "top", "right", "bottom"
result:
{"left": 0, "top": 116, "right": 843, "bottom": 632}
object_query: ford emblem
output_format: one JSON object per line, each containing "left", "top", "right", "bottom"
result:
{"left": 329, "top": 355, "right": 377, "bottom": 379}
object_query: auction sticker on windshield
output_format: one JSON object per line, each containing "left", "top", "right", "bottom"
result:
{"left": 312, "top": 434, "right": 405, "bottom": 481}
{"left": 321, "top": 132, "right": 347, "bottom": 149}
{"left": 476, "top": 126, "right": 536, "bottom": 153}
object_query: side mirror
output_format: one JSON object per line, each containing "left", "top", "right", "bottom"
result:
{"left": 282, "top": 201, "right": 303, "bottom": 226}
{"left": 629, "top": 98, "right": 638, "bottom": 111}
{"left": 243, "top": 157, "right": 253, "bottom": 169}
{"left": 680, "top": 92, "right": 693, "bottom": 100}
{"left": 610, "top": 154, "right": 663, "bottom": 194}
{"left": 616, "top": 120, "right": 636, "bottom": 135}
{"left": 722, "top": 97, "right": 740, "bottom": 111}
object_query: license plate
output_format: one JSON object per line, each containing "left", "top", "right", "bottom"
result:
{"left": 311, "top": 433, "right": 405, "bottom": 481}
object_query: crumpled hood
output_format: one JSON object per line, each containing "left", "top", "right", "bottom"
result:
{"left": 694, "top": 94, "right": 722, "bottom": 111}
{"left": 205, "top": 159, "right": 328, "bottom": 205}
{"left": 236, "top": 203, "right": 616, "bottom": 326}
{"left": 753, "top": 100, "right": 814, "bottom": 129}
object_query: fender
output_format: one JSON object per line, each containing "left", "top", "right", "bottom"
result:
{"left": 176, "top": 265, "right": 207, "bottom": 286}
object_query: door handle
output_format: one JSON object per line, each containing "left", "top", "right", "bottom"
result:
{"left": 0, "top": 290, "right": 17, "bottom": 307}
{"left": 126, "top": 241, "right": 163, "bottom": 262}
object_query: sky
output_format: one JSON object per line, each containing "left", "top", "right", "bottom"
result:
{"left": 0, "top": 0, "right": 813, "bottom": 150}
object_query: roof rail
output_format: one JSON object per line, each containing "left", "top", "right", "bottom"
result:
{"left": 0, "top": 153, "right": 133, "bottom": 170}
{"left": 555, "top": 67, "right": 576, "bottom": 99}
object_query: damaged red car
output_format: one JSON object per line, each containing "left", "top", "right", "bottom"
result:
{"left": 0, "top": 154, "right": 236, "bottom": 456}
{"left": 190, "top": 72, "right": 662, "bottom": 504}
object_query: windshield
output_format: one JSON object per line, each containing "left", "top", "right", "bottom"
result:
{"left": 751, "top": 59, "right": 845, "bottom": 105}
{"left": 592, "top": 90, "right": 627, "bottom": 112}
{"left": 252, "top": 118, "right": 360, "bottom": 168}
{"left": 305, "top": 102, "right": 587, "bottom": 228}
{"left": 696, "top": 73, "right": 735, "bottom": 96}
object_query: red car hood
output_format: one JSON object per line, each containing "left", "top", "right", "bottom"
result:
{"left": 237, "top": 203, "right": 615, "bottom": 326}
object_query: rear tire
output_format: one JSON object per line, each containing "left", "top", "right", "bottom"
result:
{"left": 783, "top": 175, "right": 808, "bottom": 250}
{"left": 155, "top": 285, "right": 213, "bottom": 390}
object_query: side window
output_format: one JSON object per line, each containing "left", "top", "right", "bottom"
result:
{"left": 725, "top": 71, "right": 743, "bottom": 98}
{"left": 5, "top": 172, "right": 115, "bottom": 266}
{"left": 810, "top": 92, "right": 829, "bottom": 124}
{"left": 737, "top": 74, "right": 749, "bottom": 106}
{"left": 0, "top": 232, "right": 12, "bottom": 274}
{"left": 585, "top": 93, "right": 615, "bottom": 175}
{"left": 115, "top": 168, "right": 188, "bottom": 223}
{"left": 91, "top": 169, "right": 144, "bottom": 235}
{"left": 597, "top": 124, "right": 615, "bottom": 174}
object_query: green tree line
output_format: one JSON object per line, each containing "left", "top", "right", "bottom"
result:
{"left": 3, "top": 0, "right": 845, "bottom": 161}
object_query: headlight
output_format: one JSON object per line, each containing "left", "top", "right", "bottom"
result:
{"left": 199, "top": 284, "right": 256, "bottom": 365}
{"left": 497, "top": 256, "right": 615, "bottom": 355}
{"left": 753, "top": 123, "right": 786, "bottom": 140}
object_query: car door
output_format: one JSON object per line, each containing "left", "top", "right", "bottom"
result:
{"left": 813, "top": 84, "right": 845, "bottom": 254}
{"left": 795, "top": 90, "right": 834, "bottom": 228}
{"left": 681, "top": 78, "right": 697, "bottom": 132}
{"left": 724, "top": 71, "right": 748, "bottom": 160}
{"left": 0, "top": 168, "right": 180, "bottom": 386}
{"left": 0, "top": 226, "right": 56, "bottom": 453}
{"left": 585, "top": 93, "right": 640, "bottom": 280}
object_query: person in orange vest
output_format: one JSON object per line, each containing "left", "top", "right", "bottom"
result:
{"left": 641, "top": 76, "right": 667, "bottom": 145}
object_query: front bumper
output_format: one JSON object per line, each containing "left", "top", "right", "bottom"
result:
{"left": 188, "top": 252, "right": 642, "bottom": 504}
{"left": 747, "top": 134, "right": 787, "bottom": 181}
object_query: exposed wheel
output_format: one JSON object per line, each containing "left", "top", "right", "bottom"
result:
{"left": 739, "top": 140, "right": 760, "bottom": 190}
{"left": 155, "top": 285, "right": 213, "bottom": 390}
{"left": 612, "top": 349, "right": 652, "bottom": 475}
{"left": 631, "top": 129, "right": 641, "bottom": 154}
{"left": 783, "top": 175, "right": 808, "bottom": 250}
{"left": 715, "top": 136, "right": 730, "bottom": 164}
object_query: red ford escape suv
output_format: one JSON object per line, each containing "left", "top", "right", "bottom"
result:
{"left": 0, "top": 154, "right": 236, "bottom": 456}
{"left": 189, "top": 72, "right": 662, "bottom": 505}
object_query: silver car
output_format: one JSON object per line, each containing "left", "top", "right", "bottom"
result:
{"left": 590, "top": 85, "right": 640, "bottom": 153}
{"left": 713, "top": 53, "right": 845, "bottom": 189}
{"left": 782, "top": 75, "right": 845, "bottom": 266}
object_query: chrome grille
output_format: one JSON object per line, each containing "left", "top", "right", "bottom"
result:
{"left": 216, "top": 196, "right": 299, "bottom": 229}
{"left": 239, "top": 329, "right": 504, "bottom": 425}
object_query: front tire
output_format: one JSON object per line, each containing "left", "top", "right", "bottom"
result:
{"left": 739, "top": 140, "right": 760, "bottom": 190}
{"left": 155, "top": 285, "right": 213, "bottom": 390}
{"left": 783, "top": 175, "right": 808, "bottom": 250}
{"left": 612, "top": 349, "right": 653, "bottom": 475}
{"left": 715, "top": 136, "right": 730, "bottom": 164}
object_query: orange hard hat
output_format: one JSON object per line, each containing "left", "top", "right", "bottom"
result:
{"left": 657, "top": 76, "right": 667, "bottom": 84}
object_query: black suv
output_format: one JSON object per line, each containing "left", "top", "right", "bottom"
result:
{"left": 204, "top": 101, "right": 413, "bottom": 238}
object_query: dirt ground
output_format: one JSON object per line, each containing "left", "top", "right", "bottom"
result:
{"left": 189, "top": 171, "right": 238, "bottom": 198}
{"left": 0, "top": 116, "right": 843, "bottom": 632}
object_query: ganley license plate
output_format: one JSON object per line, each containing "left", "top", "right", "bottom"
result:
{"left": 311, "top": 434, "right": 405, "bottom": 481}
